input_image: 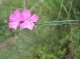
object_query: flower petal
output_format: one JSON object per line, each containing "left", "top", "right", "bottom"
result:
{"left": 20, "top": 21, "right": 34, "bottom": 30}
{"left": 8, "top": 22, "right": 19, "bottom": 30}
{"left": 9, "top": 10, "right": 21, "bottom": 22}
{"left": 22, "top": 9, "right": 31, "bottom": 20}
{"left": 9, "top": 14, "right": 17, "bottom": 21}
{"left": 30, "top": 13, "right": 39, "bottom": 22}
{"left": 14, "top": 9, "right": 21, "bottom": 17}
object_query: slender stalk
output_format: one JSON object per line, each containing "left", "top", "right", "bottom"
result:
{"left": 23, "top": 0, "right": 26, "bottom": 9}
{"left": 35, "top": 20, "right": 80, "bottom": 27}
{"left": 57, "top": 0, "right": 64, "bottom": 19}
{"left": 66, "top": 0, "right": 73, "bottom": 19}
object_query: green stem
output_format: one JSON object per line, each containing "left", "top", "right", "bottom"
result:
{"left": 35, "top": 20, "right": 80, "bottom": 27}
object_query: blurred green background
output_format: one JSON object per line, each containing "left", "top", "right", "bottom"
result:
{"left": 0, "top": 0, "right": 80, "bottom": 59}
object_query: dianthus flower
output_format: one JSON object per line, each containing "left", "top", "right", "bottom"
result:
{"left": 8, "top": 9, "right": 39, "bottom": 30}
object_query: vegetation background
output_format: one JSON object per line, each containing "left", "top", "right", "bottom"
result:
{"left": 0, "top": 0, "right": 80, "bottom": 59}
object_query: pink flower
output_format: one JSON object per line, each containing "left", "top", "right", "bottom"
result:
{"left": 8, "top": 9, "right": 39, "bottom": 30}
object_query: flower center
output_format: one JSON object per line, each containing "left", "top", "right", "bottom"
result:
{"left": 20, "top": 21, "right": 24, "bottom": 23}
